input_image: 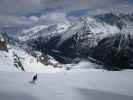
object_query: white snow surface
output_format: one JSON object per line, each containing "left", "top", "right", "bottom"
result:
{"left": 0, "top": 70, "right": 133, "bottom": 100}
{"left": 0, "top": 46, "right": 64, "bottom": 73}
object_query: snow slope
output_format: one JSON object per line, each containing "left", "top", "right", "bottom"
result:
{"left": 0, "top": 70, "right": 133, "bottom": 100}
{"left": 0, "top": 45, "right": 100, "bottom": 73}
{"left": 0, "top": 46, "right": 64, "bottom": 73}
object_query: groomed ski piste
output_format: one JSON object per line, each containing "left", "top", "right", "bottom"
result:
{"left": 0, "top": 47, "right": 133, "bottom": 100}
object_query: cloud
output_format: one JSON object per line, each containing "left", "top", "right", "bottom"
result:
{"left": 39, "top": 12, "right": 69, "bottom": 25}
{"left": 0, "top": 12, "right": 69, "bottom": 33}
{"left": 0, "top": 0, "right": 132, "bottom": 33}
{"left": 0, "top": 0, "right": 42, "bottom": 14}
{"left": 0, "top": 11, "right": 69, "bottom": 28}
{"left": 29, "top": 16, "right": 39, "bottom": 22}
{"left": 85, "top": 0, "right": 133, "bottom": 15}
{"left": 44, "top": 0, "right": 132, "bottom": 14}
{"left": 0, "top": 14, "right": 38, "bottom": 27}
{"left": 0, "top": 0, "right": 132, "bottom": 15}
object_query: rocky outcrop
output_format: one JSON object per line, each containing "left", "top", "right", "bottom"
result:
{"left": 91, "top": 33, "right": 133, "bottom": 70}
{"left": 0, "top": 33, "right": 8, "bottom": 51}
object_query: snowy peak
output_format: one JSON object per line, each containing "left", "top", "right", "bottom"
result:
{"left": 94, "top": 13, "right": 133, "bottom": 30}
{"left": 18, "top": 23, "right": 71, "bottom": 42}
{"left": 9, "top": 13, "right": 133, "bottom": 70}
{"left": 18, "top": 14, "right": 123, "bottom": 44}
{"left": 18, "top": 25, "right": 48, "bottom": 41}
{"left": 22, "top": 25, "right": 48, "bottom": 34}
{"left": 83, "top": 17, "right": 120, "bottom": 37}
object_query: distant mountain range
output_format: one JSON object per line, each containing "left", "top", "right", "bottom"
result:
{"left": 1, "top": 13, "right": 133, "bottom": 70}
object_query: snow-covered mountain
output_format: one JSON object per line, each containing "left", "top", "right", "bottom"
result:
{"left": 94, "top": 13, "right": 133, "bottom": 31}
{"left": 1, "top": 13, "right": 133, "bottom": 71}
{"left": 0, "top": 46, "right": 65, "bottom": 73}
{"left": 17, "top": 14, "right": 121, "bottom": 57}
{"left": 18, "top": 15, "right": 121, "bottom": 43}
{"left": 0, "top": 31, "right": 102, "bottom": 73}
{"left": 0, "top": 32, "right": 70, "bottom": 73}
{"left": 18, "top": 23, "right": 70, "bottom": 42}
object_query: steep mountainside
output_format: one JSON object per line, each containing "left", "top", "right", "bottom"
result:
{"left": 0, "top": 32, "right": 67, "bottom": 72}
{"left": 15, "top": 13, "right": 133, "bottom": 70}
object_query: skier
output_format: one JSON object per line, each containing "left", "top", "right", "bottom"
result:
{"left": 30, "top": 74, "right": 38, "bottom": 84}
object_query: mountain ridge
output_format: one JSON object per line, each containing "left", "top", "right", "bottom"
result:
{"left": 1, "top": 13, "right": 133, "bottom": 70}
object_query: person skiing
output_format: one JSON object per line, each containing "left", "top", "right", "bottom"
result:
{"left": 30, "top": 74, "right": 38, "bottom": 84}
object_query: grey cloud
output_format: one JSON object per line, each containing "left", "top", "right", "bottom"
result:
{"left": 0, "top": 0, "right": 132, "bottom": 33}
{"left": 42, "top": 0, "right": 130, "bottom": 13}
{"left": 0, "top": 0, "right": 131, "bottom": 14}
{"left": 0, "top": 0, "right": 42, "bottom": 14}
{"left": 38, "top": 12, "right": 69, "bottom": 25}
{"left": 0, "top": 14, "right": 37, "bottom": 27}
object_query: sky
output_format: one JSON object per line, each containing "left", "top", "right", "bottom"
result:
{"left": 0, "top": 0, "right": 132, "bottom": 33}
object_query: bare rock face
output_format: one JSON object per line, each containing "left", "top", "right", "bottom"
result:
{"left": 91, "top": 33, "right": 133, "bottom": 70}
{"left": 0, "top": 33, "right": 8, "bottom": 52}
